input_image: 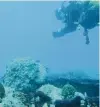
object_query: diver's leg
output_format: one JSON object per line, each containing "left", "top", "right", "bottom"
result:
{"left": 83, "top": 29, "right": 90, "bottom": 44}
{"left": 85, "top": 34, "right": 90, "bottom": 45}
{"left": 83, "top": 28, "right": 88, "bottom": 36}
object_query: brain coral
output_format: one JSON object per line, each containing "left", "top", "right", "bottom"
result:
{"left": 62, "top": 84, "right": 76, "bottom": 99}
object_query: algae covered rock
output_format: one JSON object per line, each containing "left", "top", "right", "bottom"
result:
{"left": 1, "top": 87, "right": 25, "bottom": 107}
{"left": 74, "top": 92, "right": 85, "bottom": 100}
{"left": 62, "top": 84, "right": 76, "bottom": 99}
{"left": 2, "top": 57, "right": 47, "bottom": 92}
{"left": 37, "top": 84, "right": 63, "bottom": 102}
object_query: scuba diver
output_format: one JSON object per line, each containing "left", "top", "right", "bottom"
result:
{"left": 53, "top": 1, "right": 99, "bottom": 44}
{"left": 79, "top": 1, "right": 99, "bottom": 44}
{"left": 53, "top": 1, "right": 82, "bottom": 37}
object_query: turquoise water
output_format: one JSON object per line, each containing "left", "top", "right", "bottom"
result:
{"left": 0, "top": 1, "right": 99, "bottom": 79}
{"left": 0, "top": 1, "right": 99, "bottom": 107}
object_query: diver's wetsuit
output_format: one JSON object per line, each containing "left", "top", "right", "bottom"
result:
{"left": 53, "top": 23, "right": 78, "bottom": 38}
{"left": 53, "top": 1, "right": 99, "bottom": 44}
{"left": 53, "top": 1, "right": 82, "bottom": 38}
{"left": 79, "top": 1, "right": 99, "bottom": 29}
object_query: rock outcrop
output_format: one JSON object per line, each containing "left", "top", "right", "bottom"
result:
{"left": 37, "top": 84, "right": 63, "bottom": 103}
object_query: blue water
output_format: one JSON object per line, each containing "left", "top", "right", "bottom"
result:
{"left": 0, "top": 1, "right": 99, "bottom": 79}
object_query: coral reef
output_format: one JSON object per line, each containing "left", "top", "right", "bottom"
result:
{"left": 0, "top": 87, "right": 25, "bottom": 107}
{"left": 0, "top": 58, "right": 98, "bottom": 107}
{"left": 2, "top": 57, "right": 47, "bottom": 93}
{"left": 62, "top": 84, "right": 76, "bottom": 99}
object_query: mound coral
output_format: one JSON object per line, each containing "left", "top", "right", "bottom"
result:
{"left": 62, "top": 84, "right": 76, "bottom": 99}
{"left": 2, "top": 57, "right": 47, "bottom": 93}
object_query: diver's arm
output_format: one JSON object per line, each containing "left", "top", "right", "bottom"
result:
{"left": 53, "top": 23, "right": 78, "bottom": 38}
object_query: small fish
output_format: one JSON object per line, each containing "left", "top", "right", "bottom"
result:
{"left": 36, "top": 60, "right": 40, "bottom": 63}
